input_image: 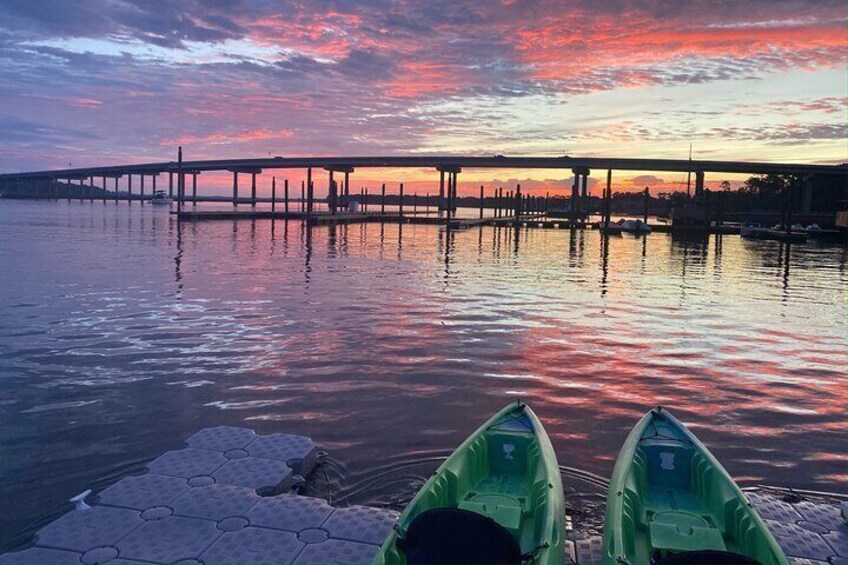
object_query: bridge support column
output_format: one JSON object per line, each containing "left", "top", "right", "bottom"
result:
{"left": 328, "top": 170, "right": 335, "bottom": 215}
{"left": 438, "top": 170, "right": 445, "bottom": 212}
{"left": 343, "top": 172, "right": 350, "bottom": 211}
{"left": 570, "top": 169, "right": 579, "bottom": 227}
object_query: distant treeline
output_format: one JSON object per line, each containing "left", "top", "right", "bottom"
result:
{"left": 612, "top": 173, "right": 846, "bottom": 215}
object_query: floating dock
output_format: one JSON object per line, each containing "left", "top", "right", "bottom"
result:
{"left": 1, "top": 427, "right": 844, "bottom": 565}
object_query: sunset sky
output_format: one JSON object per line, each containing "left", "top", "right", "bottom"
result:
{"left": 1, "top": 0, "right": 846, "bottom": 194}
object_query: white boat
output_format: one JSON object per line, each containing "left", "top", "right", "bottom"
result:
{"left": 151, "top": 190, "right": 172, "bottom": 206}
{"left": 619, "top": 219, "right": 651, "bottom": 234}
{"left": 741, "top": 221, "right": 768, "bottom": 239}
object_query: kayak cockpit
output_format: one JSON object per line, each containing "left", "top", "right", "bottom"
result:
{"left": 398, "top": 508, "right": 522, "bottom": 564}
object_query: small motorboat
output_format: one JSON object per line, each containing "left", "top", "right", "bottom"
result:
{"left": 602, "top": 407, "right": 789, "bottom": 565}
{"left": 151, "top": 190, "right": 172, "bottom": 206}
{"left": 740, "top": 221, "right": 768, "bottom": 239}
{"left": 373, "top": 401, "right": 565, "bottom": 564}
{"left": 620, "top": 219, "right": 652, "bottom": 234}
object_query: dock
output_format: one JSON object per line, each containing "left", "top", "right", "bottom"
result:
{"left": 1, "top": 426, "right": 844, "bottom": 565}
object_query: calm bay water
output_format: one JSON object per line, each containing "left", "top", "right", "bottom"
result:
{"left": 0, "top": 200, "right": 846, "bottom": 550}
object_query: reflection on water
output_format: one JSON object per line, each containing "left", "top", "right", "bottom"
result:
{"left": 0, "top": 200, "right": 846, "bottom": 550}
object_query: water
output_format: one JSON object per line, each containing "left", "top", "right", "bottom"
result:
{"left": 0, "top": 200, "right": 846, "bottom": 551}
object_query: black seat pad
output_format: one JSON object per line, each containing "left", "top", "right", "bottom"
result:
{"left": 656, "top": 550, "right": 763, "bottom": 564}
{"left": 399, "top": 508, "right": 522, "bottom": 565}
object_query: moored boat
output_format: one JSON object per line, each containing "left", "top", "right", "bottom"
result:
{"left": 151, "top": 189, "right": 172, "bottom": 205}
{"left": 620, "top": 219, "right": 652, "bottom": 234}
{"left": 373, "top": 401, "right": 565, "bottom": 565}
{"left": 602, "top": 407, "right": 789, "bottom": 565}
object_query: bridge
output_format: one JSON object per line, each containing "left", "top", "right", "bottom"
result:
{"left": 1, "top": 154, "right": 844, "bottom": 230}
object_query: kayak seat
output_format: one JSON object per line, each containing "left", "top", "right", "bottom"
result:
{"left": 459, "top": 493, "right": 523, "bottom": 532}
{"left": 399, "top": 507, "right": 522, "bottom": 565}
{"left": 649, "top": 510, "right": 726, "bottom": 553}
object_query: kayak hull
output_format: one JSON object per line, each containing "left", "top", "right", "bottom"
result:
{"left": 373, "top": 401, "right": 565, "bottom": 564}
{"left": 601, "top": 408, "right": 789, "bottom": 565}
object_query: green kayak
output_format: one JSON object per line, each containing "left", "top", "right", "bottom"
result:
{"left": 602, "top": 407, "right": 789, "bottom": 565}
{"left": 373, "top": 401, "right": 565, "bottom": 565}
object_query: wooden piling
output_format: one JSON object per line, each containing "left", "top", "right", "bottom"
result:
{"left": 192, "top": 173, "right": 197, "bottom": 204}
{"left": 514, "top": 185, "right": 522, "bottom": 225}
{"left": 232, "top": 172, "right": 239, "bottom": 206}
{"left": 114, "top": 177, "right": 119, "bottom": 204}
{"left": 271, "top": 177, "right": 276, "bottom": 214}
{"left": 306, "top": 168, "right": 313, "bottom": 216}
{"left": 301, "top": 181, "right": 305, "bottom": 212}
{"left": 381, "top": 182, "right": 386, "bottom": 213}
{"left": 284, "top": 179, "right": 289, "bottom": 214}
{"left": 479, "top": 185, "right": 484, "bottom": 218}
{"left": 364, "top": 187, "right": 369, "bottom": 211}
{"left": 399, "top": 183, "right": 404, "bottom": 217}
{"left": 176, "top": 146, "right": 183, "bottom": 215}
{"left": 140, "top": 174, "right": 145, "bottom": 204}
{"left": 128, "top": 174, "right": 133, "bottom": 204}
{"left": 785, "top": 182, "right": 793, "bottom": 238}
{"left": 168, "top": 172, "right": 174, "bottom": 198}
{"left": 643, "top": 186, "right": 649, "bottom": 223}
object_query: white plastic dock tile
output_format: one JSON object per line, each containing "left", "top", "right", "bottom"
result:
{"left": 115, "top": 515, "right": 221, "bottom": 563}
{"left": 0, "top": 547, "right": 83, "bottom": 565}
{"left": 321, "top": 505, "right": 399, "bottom": 546}
{"left": 765, "top": 520, "right": 837, "bottom": 561}
{"left": 200, "top": 527, "right": 302, "bottom": 565}
{"left": 34, "top": 506, "right": 143, "bottom": 552}
{"left": 185, "top": 426, "right": 257, "bottom": 452}
{"left": 292, "top": 538, "right": 381, "bottom": 565}
{"left": 211, "top": 456, "right": 292, "bottom": 491}
{"left": 98, "top": 473, "right": 190, "bottom": 510}
{"left": 748, "top": 491, "right": 805, "bottom": 522}
{"left": 245, "top": 433, "right": 318, "bottom": 475}
{"left": 245, "top": 494, "right": 334, "bottom": 532}
{"left": 574, "top": 535, "right": 603, "bottom": 565}
{"left": 171, "top": 484, "right": 260, "bottom": 521}
{"left": 147, "top": 448, "right": 227, "bottom": 478}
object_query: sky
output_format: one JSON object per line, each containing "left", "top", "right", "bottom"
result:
{"left": 1, "top": 0, "right": 846, "bottom": 195}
